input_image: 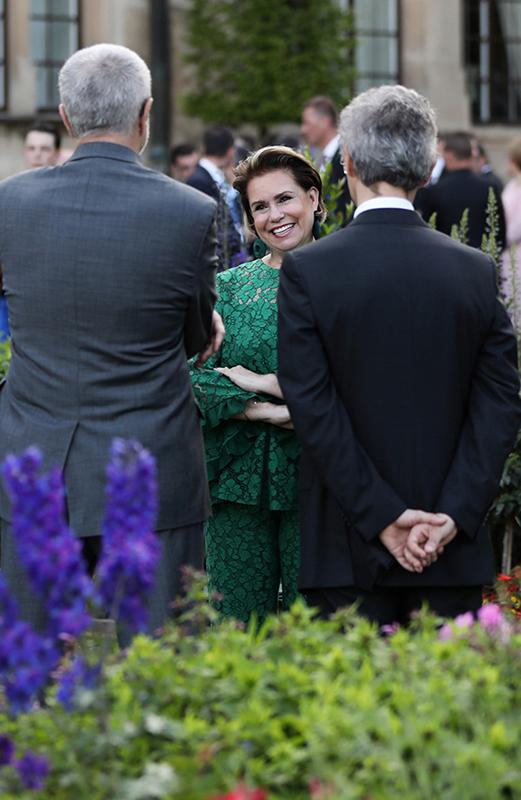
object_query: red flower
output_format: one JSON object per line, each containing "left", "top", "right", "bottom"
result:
{"left": 209, "top": 786, "right": 267, "bottom": 800}
{"left": 498, "top": 573, "right": 513, "bottom": 582}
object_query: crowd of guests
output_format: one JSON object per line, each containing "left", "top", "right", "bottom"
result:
{"left": 0, "top": 43, "right": 520, "bottom": 641}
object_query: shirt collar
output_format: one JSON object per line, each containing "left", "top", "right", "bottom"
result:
{"left": 322, "top": 134, "right": 340, "bottom": 162}
{"left": 199, "top": 157, "right": 225, "bottom": 187}
{"left": 353, "top": 197, "right": 415, "bottom": 218}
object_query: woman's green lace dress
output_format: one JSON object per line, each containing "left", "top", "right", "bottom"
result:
{"left": 190, "top": 259, "right": 300, "bottom": 623}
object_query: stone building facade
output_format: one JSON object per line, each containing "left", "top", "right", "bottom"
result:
{"left": 0, "top": 0, "right": 519, "bottom": 179}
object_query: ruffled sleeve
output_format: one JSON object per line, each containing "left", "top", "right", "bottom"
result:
{"left": 189, "top": 271, "right": 257, "bottom": 429}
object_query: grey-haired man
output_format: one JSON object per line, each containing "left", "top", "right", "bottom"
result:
{"left": 279, "top": 85, "right": 521, "bottom": 625}
{"left": 0, "top": 44, "right": 223, "bottom": 640}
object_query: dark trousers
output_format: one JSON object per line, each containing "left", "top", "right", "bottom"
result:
{"left": 303, "top": 584, "right": 483, "bottom": 627}
{"left": 0, "top": 519, "right": 204, "bottom": 645}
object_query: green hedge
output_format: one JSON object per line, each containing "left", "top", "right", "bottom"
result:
{"left": 1, "top": 602, "right": 520, "bottom": 799}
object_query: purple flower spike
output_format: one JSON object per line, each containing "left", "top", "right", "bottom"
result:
{"left": 0, "top": 575, "right": 59, "bottom": 715}
{"left": 97, "top": 439, "right": 159, "bottom": 633}
{"left": 2, "top": 448, "right": 94, "bottom": 641}
{"left": 16, "top": 751, "right": 49, "bottom": 790}
{"left": 0, "top": 734, "right": 15, "bottom": 766}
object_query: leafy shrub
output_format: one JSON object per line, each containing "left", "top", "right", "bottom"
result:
{"left": 1, "top": 598, "right": 520, "bottom": 800}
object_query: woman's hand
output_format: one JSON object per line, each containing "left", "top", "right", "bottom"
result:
{"left": 233, "top": 401, "right": 293, "bottom": 427}
{"left": 215, "top": 365, "right": 282, "bottom": 398}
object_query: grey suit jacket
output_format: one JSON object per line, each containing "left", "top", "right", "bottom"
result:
{"left": 0, "top": 141, "right": 217, "bottom": 536}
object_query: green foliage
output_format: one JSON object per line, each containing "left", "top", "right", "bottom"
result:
{"left": 0, "top": 338, "right": 10, "bottom": 379}
{"left": 182, "top": 0, "right": 355, "bottom": 133}
{"left": 2, "top": 602, "right": 521, "bottom": 800}
{"left": 318, "top": 159, "right": 353, "bottom": 236}
{"left": 481, "top": 187, "right": 501, "bottom": 266}
{"left": 450, "top": 208, "right": 469, "bottom": 245}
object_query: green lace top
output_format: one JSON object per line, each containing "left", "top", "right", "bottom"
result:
{"left": 190, "top": 259, "right": 299, "bottom": 511}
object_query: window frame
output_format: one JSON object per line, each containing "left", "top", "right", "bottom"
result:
{"left": 347, "top": 0, "right": 402, "bottom": 93}
{"left": 464, "top": 0, "right": 521, "bottom": 125}
{"left": 0, "top": 0, "right": 7, "bottom": 111}
{"left": 30, "top": 0, "right": 81, "bottom": 113}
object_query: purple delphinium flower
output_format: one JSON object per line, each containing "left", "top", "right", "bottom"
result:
{"left": 0, "top": 574, "right": 58, "bottom": 715}
{"left": 1, "top": 448, "right": 94, "bottom": 640}
{"left": 15, "top": 751, "right": 49, "bottom": 790}
{"left": 0, "top": 734, "right": 15, "bottom": 766}
{"left": 56, "top": 656, "right": 101, "bottom": 711}
{"left": 97, "top": 439, "right": 160, "bottom": 633}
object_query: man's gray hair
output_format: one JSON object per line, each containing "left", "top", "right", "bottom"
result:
{"left": 339, "top": 85, "right": 437, "bottom": 190}
{"left": 58, "top": 43, "right": 151, "bottom": 138}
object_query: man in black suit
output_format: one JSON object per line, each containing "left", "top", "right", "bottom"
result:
{"left": 415, "top": 130, "right": 506, "bottom": 250}
{"left": 187, "top": 126, "right": 242, "bottom": 270}
{"left": 301, "top": 96, "right": 352, "bottom": 224}
{"left": 278, "top": 85, "right": 521, "bottom": 625}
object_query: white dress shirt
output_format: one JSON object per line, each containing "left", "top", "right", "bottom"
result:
{"left": 353, "top": 197, "right": 415, "bottom": 219}
{"left": 322, "top": 134, "right": 340, "bottom": 164}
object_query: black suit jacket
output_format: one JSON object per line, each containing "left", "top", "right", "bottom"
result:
{"left": 187, "top": 164, "right": 242, "bottom": 270}
{"left": 187, "top": 164, "right": 221, "bottom": 202}
{"left": 415, "top": 168, "right": 506, "bottom": 250}
{"left": 278, "top": 209, "right": 521, "bottom": 590}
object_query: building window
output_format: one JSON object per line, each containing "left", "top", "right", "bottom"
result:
{"left": 346, "top": 0, "right": 400, "bottom": 93}
{"left": 464, "top": 0, "right": 521, "bottom": 123}
{"left": 0, "top": 0, "right": 5, "bottom": 109}
{"left": 30, "top": 0, "right": 80, "bottom": 111}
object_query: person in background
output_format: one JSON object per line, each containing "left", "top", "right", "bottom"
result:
{"left": 473, "top": 140, "right": 503, "bottom": 195}
{"left": 23, "top": 121, "right": 61, "bottom": 169}
{"left": 500, "top": 136, "right": 521, "bottom": 316}
{"left": 300, "top": 95, "right": 351, "bottom": 222}
{"left": 190, "top": 146, "right": 325, "bottom": 624}
{"left": 169, "top": 143, "right": 198, "bottom": 183}
{"left": 188, "top": 126, "right": 243, "bottom": 270}
{"left": 415, "top": 130, "right": 506, "bottom": 250}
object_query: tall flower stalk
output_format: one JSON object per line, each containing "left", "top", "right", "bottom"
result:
{"left": 2, "top": 448, "right": 94, "bottom": 640}
{"left": 97, "top": 438, "right": 160, "bottom": 633}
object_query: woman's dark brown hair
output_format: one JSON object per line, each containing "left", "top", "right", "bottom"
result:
{"left": 233, "top": 145, "right": 326, "bottom": 235}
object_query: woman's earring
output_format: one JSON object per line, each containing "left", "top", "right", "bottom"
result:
{"left": 312, "top": 214, "right": 322, "bottom": 240}
{"left": 252, "top": 237, "right": 269, "bottom": 258}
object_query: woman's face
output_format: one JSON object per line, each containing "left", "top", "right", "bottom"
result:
{"left": 247, "top": 169, "right": 319, "bottom": 255}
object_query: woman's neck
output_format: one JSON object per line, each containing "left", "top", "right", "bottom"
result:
{"left": 263, "top": 251, "right": 282, "bottom": 269}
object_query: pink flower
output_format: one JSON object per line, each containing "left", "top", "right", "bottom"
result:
{"left": 477, "top": 603, "right": 503, "bottom": 631}
{"left": 438, "top": 623, "right": 453, "bottom": 641}
{"left": 381, "top": 622, "right": 400, "bottom": 637}
{"left": 439, "top": 611, "right": 474, "bottom": 641}
{"left": 209, "top": 786, "right": 267, "bottom": 800}
{"left": 454, "top": 611, "right": 475, "bottom": 629}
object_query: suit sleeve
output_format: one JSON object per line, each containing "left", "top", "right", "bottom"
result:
{"left": 184, "top": 211, "right": 218, "bottom": 359}
{"left": 436, "top": 260, "right": 521, "bottom": 537}
{"left": 277, "top": 252, "right": 407, "bottom": 542}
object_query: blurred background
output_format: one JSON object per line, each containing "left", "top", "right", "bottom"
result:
{"left": 0, "top": 0, "right": 519, "bottom": 179}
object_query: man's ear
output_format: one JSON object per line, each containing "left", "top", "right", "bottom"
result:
{"left": 345, "top": 151, "right": 357, "bottom": 179}
{"left": 59, "top": 104, "right": 74, "bottom": 137}
{"left": 139, "top": 97, "right": 154, "bottom": 135}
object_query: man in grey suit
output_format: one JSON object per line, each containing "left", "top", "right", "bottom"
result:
{"left": 0, "top": 44, "right": 222, "bottom": 637}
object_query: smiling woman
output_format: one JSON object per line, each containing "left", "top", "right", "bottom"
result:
{"left": 189, "top": 147, "right": 325, "bottom": 624}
